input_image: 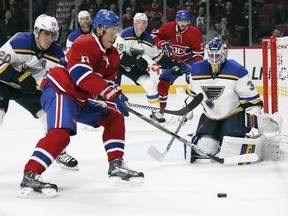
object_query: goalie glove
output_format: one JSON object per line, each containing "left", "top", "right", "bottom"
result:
{"left": 13, "top": 71, "right": 37, "bottom": 94}
{"left": 100, "top": 84, "right": 129, "bottom": 117}
{"left": 245, "top": 106, "right": 283, "bottom": 137}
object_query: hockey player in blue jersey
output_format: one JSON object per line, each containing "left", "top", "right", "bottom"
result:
{"left": 179, "top": 37, "right": 282, "bottom": 163}
{"left": 0, "top": 14, "right": 79, "bottom": 170}
{"left": 66, "top": 10, "right": 92, "bottom": 51}
{"left": 114, "top": 13, "right": 185, "bottom": 123}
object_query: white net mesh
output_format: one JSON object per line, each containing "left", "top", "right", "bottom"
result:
{"left": 275, "top": 37, "right": 288, "bottom": 133}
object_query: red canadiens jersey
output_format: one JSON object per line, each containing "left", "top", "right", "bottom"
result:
{"left": 152, "top": 22, "right": 204, "bottom": 64}
{"left": 43, "top": 33, "right": 120, "bottom": 106}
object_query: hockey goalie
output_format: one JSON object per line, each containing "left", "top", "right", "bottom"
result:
{"left": 178, "top": 37, "right": 284, "bottom": 165}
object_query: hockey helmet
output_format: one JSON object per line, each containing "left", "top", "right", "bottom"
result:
{"left": 133, "top": 13, "right": 148, "bottom": 24}
{"left": 206, "top": 37, "right": 228, "bottom": 75}
{"left": 78, "top": 10, "right": 91, "bottom": 22}
{"left": 175, "top": 10, "right": 189, "bottom": 22}
{"left": 34, "top": 14, "right": 59, "bottom": 40}
{"left": 92, "top": 9, "right": 121, "bottom": 30}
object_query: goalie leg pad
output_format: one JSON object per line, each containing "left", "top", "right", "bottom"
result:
{"left": 184, "top": 134, "right": 220, "bottom": 164}
{"left": 245, "top": 106, "right": 283, "bottom": 137}
{"left": 218, "top": 136, "right": 263, "bottom": 163}
{"left": 0, "top": 108, "right": 5, "bottom": 127}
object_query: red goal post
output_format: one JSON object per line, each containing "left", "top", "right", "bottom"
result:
{"left": 262, "top": 36, "right": 288, "bottom": 132}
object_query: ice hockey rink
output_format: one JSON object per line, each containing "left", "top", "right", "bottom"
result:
{"left": 0, "top": 93, "right": 288, "bottom": 216}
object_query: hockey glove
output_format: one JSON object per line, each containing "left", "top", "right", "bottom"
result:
{"left": 135, "top": 55, "right": 148, "bottom": 71}
{"left": 171, "top": 66, "right": 185, "bottom": 76}
{"left": 101, "top": 84, "right": 129, "bottom": 117}
{"left": 14, "top": 71, "right": 37, "bottom": 94}
{"left": 159, "top": 40, "right": 171, "bottom": 56}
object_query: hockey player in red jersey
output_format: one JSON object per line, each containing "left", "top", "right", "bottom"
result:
{"left": 19, "top": 9, "right": 144, "bottom": 198}
{"left": 152, "top": 10, "right": 204, "bottom": 111}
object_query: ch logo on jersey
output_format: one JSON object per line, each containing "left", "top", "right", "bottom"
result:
{"left": 172, "top": 45, "right": 192, "bottom": 57}
{"left": 201, "top": 86, "right": 225, "bottom": 109}
{"left": 81, "top": 55, "right": 90, "bottom": 64}
{"left": 102, "top": 55, "right": 110, "bottom": 68}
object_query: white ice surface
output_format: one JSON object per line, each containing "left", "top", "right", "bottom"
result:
{"left": 0, "top": 93, "right": 288, "bottom": 216}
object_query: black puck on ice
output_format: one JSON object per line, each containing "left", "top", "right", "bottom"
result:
{"left": 217, "top": 193, "right": 227, "bottom": 198}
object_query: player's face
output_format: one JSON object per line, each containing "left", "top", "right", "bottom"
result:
{"left": 79, "top": 16, "right": 91, "bottom": 32}
{"left": 177, "top": 20, "right": 189, "bottom": 31}
{"left": 101, "top": 27, "right": 121, "bottom": 48}
{"left": 134, "top": 20, "right": 147, "bottom": 37}
{"left": 37, "top": 30, "right": 56, "bottom": 50}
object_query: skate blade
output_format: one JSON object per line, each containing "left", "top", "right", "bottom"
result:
{"left": 18, "top": 187, "right": 57, "bottom": 198}
{"left": 57, "top": 163, "right": 79, "bottom": 171}
{"left": 108, "top": 176, "right": 144, "bottom": 186}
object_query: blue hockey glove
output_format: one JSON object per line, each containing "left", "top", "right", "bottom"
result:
{"left": 159, "top": 41, "right": 171, "bottom": 56}
{"left": 101, "top": 84, "right": 129, "bottom": 117}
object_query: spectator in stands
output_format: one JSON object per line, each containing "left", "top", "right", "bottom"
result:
{"left": 144, "top": 0, "right": 163, "bottom": 33}
{"left": 215, "top": 16, "right": 239, "bottom": 45}
{"left": 194, "top": 4, "right": 206, "bottom": 34}
{"left": 89, "top": 0, "right": 108, "bottom": 13}
{"left": 56, "top": 19, "right": 72, "bottom": 49}
{"left": 109, "top": 3, "right": 119, "bottom": 16}
{"left": 122, "top": 0, "right": 144, "bottom": 17}
{"left": 7, "top": 0, "right": 25, "bottom": 31}
{"left": 166, "top": 0, "right": 177, "bottom": 22}
{"left": 123, "top": 7, "right": 133, "bottom": 28}
{"left": 88, "top": 5, "right": 96, "bottom": 20}
{"left": 0, "top": 0, "right": 8, "bottom": 20}
{"left": 68, "top": 7, "right": 77, "bottom": 31}
{"left": 178, "top": 0, "right": 198, "bottom": 12}
{"left": 271, "top": 28, "right": 284, "bottom": 37}
{"left": 0, "top": 9, "right": 17, "bottom": 46}
{"left": 216, "top": 1, "right": 238, "bottom": 29}
{"left": 235, "top": 1, "right": 258, "bottom": 46}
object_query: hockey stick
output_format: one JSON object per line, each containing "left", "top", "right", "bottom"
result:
{"left": 147, "top": 114, "right": 187, "bottom": 161}
{"left": 171, "top": 54, "right": 192, "bottom": 68}
{"left": 129, "top": 93, "right": 203, "bottom": 116}
{"left": 127, "top": 106, "right": 259, "bottom": 165}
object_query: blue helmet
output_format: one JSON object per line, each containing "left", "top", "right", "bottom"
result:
{"left": 206, "top": 37, "right": 228, "bottom": 75}
{"left": 92, "top": 9, "right": 121, "bottom": 29}
{"left": 175, "top": 10, "right": 189, "bottom": 21}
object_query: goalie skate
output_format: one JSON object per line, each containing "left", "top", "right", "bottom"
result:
{"left": 150, "top": 111, "right": 165, "bottom": 123}
{"left": 56, "top": 152, "right": 79, "bottom": 171}
{"left": 18, "top": 171, "right": 58, "bottom": 198}
{"left": 108, "top": 159, "right": 144, "bottom": 185}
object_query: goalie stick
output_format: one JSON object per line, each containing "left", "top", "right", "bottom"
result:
{"left": 129, "top": 93, "right": 203, "bottom": 116}
{"left": 127, "top": 106, "right": 259, "bottom": 165}
{"left": 147, "top": 114, "right": 187, "bottom": 161}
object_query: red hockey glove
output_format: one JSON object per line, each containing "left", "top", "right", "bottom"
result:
{"left": 101, "top": 84, "right": 129, "bottom": 117}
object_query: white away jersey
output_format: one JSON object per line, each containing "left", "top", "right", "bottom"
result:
{"left": 189, "top": 59, "right": 262, "bottom": 120}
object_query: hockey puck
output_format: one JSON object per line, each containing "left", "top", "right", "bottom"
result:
{"left": 217, "top": 193, "right": 227, "bottom": 198}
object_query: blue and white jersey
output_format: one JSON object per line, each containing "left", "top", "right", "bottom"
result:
{"left": 66, "top": 26, "right": 91, "bottom": 51}
{"left": 114, "top": 26, "right": 164, "bottom": 71}
{"left": 0, "top": 32, "right": 64, "bottom": 88}
{"left": 189, "top": 59, "right": 263, "bottom": 120}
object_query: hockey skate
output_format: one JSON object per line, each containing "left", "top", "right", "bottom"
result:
{"left": 18, "top": 171, "right": 58, "bottom": 198}
{"left": 150, "top": 111, "right": 166, "bottom": 123}
{"left": 56, "top": 152, "right": 79, "bottom": 171}
{"left": 108, "top": 158, "right": 144, "bottom": 185}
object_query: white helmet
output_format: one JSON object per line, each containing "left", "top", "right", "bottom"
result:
{"left": 34, "top": 14, "right": 59, "bottom": 40}
{"left": 78, "top": 10, "right": 91, "bottom": 22}
{"left": 133, "top": 13, "right": 148, "bottom": 24}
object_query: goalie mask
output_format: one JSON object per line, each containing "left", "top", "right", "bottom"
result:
{"left": 206, "top": 37, "right": 228, "bottom": 77}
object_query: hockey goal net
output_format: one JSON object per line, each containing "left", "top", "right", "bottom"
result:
{"left": 262, "top": 36, "right": 288, "bottom": 134}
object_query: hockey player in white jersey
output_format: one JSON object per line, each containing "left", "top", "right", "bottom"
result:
{"left": 66, "top": 10, "right": 92, "bottom": 51}
{"left": 180, "top": 37, "right": 282, "bottom": 163}
{"left": 114, "top": 13, "right": 185, "bottom": 123}
{"left": 0, "top": 14, "right": 79, "bottom": 170}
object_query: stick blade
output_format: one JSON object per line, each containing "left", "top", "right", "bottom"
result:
{"left": 147, "top": 146, "right": 165, "bottom": 161}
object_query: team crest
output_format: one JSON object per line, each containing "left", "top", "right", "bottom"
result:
{"left": 201, "top": 86, "right": 225, "bottom": 108}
